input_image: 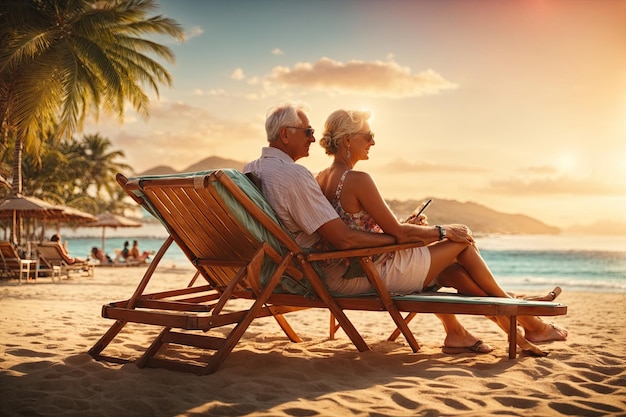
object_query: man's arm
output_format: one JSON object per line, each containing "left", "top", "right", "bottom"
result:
{"left": 317, "top": 218, "right": 396, "bottom": 250}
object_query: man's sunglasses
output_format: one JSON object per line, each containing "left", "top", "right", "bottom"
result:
{"left": 286, "top": 126, "right": 315, "bottom": 138}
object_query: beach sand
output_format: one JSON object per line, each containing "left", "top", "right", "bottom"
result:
{"left": 1, "top": 266, "right": 625, "bottom": 417}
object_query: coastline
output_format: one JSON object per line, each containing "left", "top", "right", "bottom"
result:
{"left": 53, "top": 233, "right": 626, "bottom": 294}
{"left": 1, "top": 266, "right": 625, "bottom": 417}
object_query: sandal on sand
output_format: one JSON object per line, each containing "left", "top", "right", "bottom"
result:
{"left": 442, "top": 340, "right": 493, "bottom": 354}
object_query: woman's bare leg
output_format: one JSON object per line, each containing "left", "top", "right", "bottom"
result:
{"left": 426, "top": 241, "right": 568, "bottom": 342}
{"left": 438, "top": 263, "right": 488, "bottom": 296}
{"left": 520, "top": 287, "right": 562, "bottom": 301}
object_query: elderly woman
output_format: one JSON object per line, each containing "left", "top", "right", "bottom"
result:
{"left": 315, "top": 109, "right": 568, "bottom": 347}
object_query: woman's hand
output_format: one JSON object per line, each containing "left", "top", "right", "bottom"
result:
{"left": 405, "top": 214, "right": 428, "bottom": 225}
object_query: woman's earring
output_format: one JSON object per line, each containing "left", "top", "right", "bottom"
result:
{"left": 346, "top": 144, "right": 351, "bottom": 159}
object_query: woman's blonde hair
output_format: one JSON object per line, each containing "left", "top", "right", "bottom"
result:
{"left": 319, "top": 109, "right": 371, "bottom": 155}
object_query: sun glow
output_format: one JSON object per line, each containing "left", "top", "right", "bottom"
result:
{"left": 555, "top": 152, "right": 579, "bottom": 175}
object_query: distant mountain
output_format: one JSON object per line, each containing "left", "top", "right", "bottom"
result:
{"left": 138, "top": 156, "right": 560, "bottom": 235}
{"left": 137, "top": 165, "right": 178, "bottom": 176}
{"left": 182, "top": 156, "right": 245, "bottom": 173}
{"left": 387, "top": 198, "right": 560, "bottom": 234}
{"left": 137, "top": 156, "right": 245, "bottom": 176}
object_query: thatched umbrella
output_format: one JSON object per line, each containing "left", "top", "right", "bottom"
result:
{"left": 50, "top": 205, "right": 97, "bottom": 223}
{"left": 0, "top": 194, "right": 61, "bottom": 216}
{"left": 83, "top": 213, "right": 142, "bottom": 252}
{"left": 0, "top": 194, "right": 63, "bottom": 244}
{"left": 0, "top": 194, "right": 96, "bottom": 244}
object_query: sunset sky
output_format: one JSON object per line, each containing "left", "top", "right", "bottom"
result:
{"left": 83, "top": 0, "right": 626, "bottom": 231}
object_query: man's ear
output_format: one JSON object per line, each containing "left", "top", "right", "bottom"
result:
{"left": 279, "top": 126, "right": 289, "bottom": 144}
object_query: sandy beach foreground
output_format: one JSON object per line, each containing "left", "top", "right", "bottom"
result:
{"left": 1, "top": 266, "right": 625, "bottom": 417}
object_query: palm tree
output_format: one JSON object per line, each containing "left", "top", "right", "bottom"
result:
{"left": 21, "top": 128, "right": 73, "bottom": 201}
{"left": 0, "top": 0, "right": 184, "bottom": 241}
{"left": 0, "top": 0, "right": 184, "bottom": 192}
{"left": 81, "top": 133, "right": 132, "bottom": 197}
{"left": 8, "top": 130, "right": 134, "bottom": 213}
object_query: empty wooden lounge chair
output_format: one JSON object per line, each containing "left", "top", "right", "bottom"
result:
{"left": 89, "top": 169, "right": 567, "bottom": 375}
{"left": 0, "top": 241, "right": 38, "bottom": 283}
{"left": 36, "top": 242, "right": 94, "bottom": 279}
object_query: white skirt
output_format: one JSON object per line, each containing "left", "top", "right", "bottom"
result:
{"left": 325, "top": 246, "right": 431, "bottom": 295}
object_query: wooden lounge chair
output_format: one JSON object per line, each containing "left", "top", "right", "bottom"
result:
{"left": 89, "top": 169, "right": 567, "bottom": 375}
{"left": 36, "top": 242, "right": 94, "bottom": 279}
{"left": 0, "top": 241, "right": 39, "bottom": 283}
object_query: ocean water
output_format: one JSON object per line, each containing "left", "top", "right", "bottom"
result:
{"left": 60, "top": 224, "right": 626, "bottom": 294}
{"left": 474, "top": 234, "right": 626, "bottom": 293}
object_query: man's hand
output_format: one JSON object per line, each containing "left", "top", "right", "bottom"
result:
{"left": 444, "top": 224, "right": 475, "bottom": 245}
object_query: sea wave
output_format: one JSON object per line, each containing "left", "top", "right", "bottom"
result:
{"left": 496, "top": 274, "right": 626, "bottom": 293}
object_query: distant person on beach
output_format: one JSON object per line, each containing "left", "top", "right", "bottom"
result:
{"left": 129, "top": 240, "right": 151, "bottom": 263}
{"left": 50, "top": 234, "right": 85, "bottom": 265}
{"left": 114, "top": 241, "right": 130, "bottom": 263}
{"left": 244, "top": 102, "right": 567, "bottom": 355}
{"left": 122, "top": 241, "right": 130, "bottom": 260}
{"left": 91, "top": 247, "right": 113, "bottom": 264}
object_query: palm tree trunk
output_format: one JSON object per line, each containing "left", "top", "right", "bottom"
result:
{"left": 11, "top": 135, "right": 23, "bottom": 244}
{"left": 12, "top": 135, "right": 22, "bottom": 195}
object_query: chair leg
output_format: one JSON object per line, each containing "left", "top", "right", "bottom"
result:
{"left": 137, "top": 327, "right": 171, "bottom": 368}
{"left": 89, "top": 237, "right": 173, "bottom": 360}
{"left": 329, "top": 313, "right": 339, "bottom": 340}
{"left": 88, "top": 320, "right": 128, "bottom": 358}
{"left": 388, "top": 312, "right": 417, "bottom": 342}
{"left": 298, "top": 257, "right": 370, "bottom": 352}
{"left": 201, "top": 254, "right": 294, "bottom": 374}
{"left": 509, "top": 316, "right": 517, "bottom": 359}
{"left": 359, "top": 257, "right": 421, "bottom": 352}
{"left": 268, "top": 307, "right": 302, "bottom": 343}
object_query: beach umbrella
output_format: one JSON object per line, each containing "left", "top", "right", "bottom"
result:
{"left": 0, "top": 194, "right": 97, "bottom": 244}
{"left": 0, "top": 194, "right": 63, "bottom": 244}
{"left": 46, "top": 205, "right": 97, "bottom": 240}
{"left": 83, "top": 213, "right": 142, "bottom": 252}
{"left": 0, "top": 194, "right": 62, "bottom": 217}
{"left": 50, "top": 205, "right": 97, "bottom": 223}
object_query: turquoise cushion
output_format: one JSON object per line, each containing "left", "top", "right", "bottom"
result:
{"left": 391, "top": 293, "right": 562, "bottom": 307}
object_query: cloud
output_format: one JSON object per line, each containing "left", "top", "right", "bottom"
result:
{"left": 149, "top": 101, "right": 209, "bottom": 120}
{"left": 484, "top": 176, "right": 626, "bottom": 196}
{"left": 382, "top": 158, "right": 487, "bottom": 173}
{"left": 518, "top": 165, "right": 560, "bottom": 175}
{"left": 230, "top": 68, "right": 245, "bottom": 80}
{"left": 271, "top": 48, "right": 284, "bottom": 55}
{"left": 101, "top": 101, "right": 262, "bottom": 172}
{"left": 184, "top": 26, "right": 204, "bottom": 41}
{"left": 193, "top": 88, "right": 227, "bottom": 97}
{"left": 267, "top": 57, "right": 457, "bottom": 97}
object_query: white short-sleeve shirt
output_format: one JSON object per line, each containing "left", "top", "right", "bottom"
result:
{"left": 243, "top": 147, "right": 339, "bottom": 249}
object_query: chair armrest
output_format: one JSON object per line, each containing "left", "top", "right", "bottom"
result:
{"left": 305, "top": 241, "right": 425, "bottom": 262}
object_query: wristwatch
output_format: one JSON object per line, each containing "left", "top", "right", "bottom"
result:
{"left": 435, "top": 225, "right": 446, "bottom": 240}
